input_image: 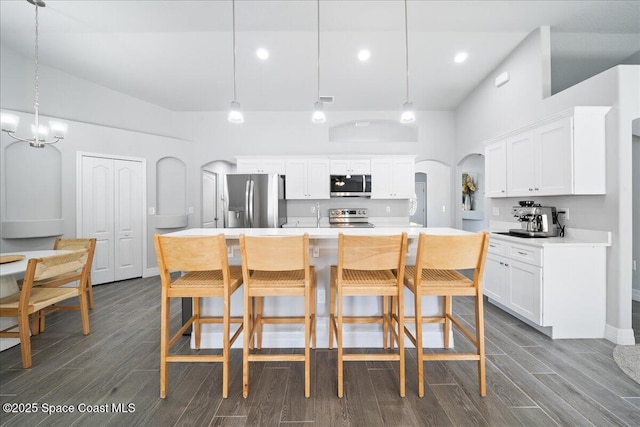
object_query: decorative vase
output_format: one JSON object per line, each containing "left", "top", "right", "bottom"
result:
{"left": 463, "top": 194, "right": 471, "bottom": 211}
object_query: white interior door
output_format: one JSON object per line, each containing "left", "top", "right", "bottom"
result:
{"left": 80, "top": 155, "right": 143, "bottom": 284}
{"left": 114, "top": 160, "right": 143, "bottom": 281}
{"left": 202, "top": 170, "right": 218, "bottom": 228}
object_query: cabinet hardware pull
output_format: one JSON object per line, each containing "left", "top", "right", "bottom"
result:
{"left": 505, "top": 264, "right": 509, "bottom": 266}
{"left": 499, "top": 262, "right": 504, "bottom": 265}
{"left": 529, "top": 188, "right": 533, "bottom": 191}
{"left": 517, "top": 251, "right": 528, "bottom": 255}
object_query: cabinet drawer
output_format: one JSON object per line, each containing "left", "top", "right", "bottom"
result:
{"left": 507, "top": 244, "right": 542, "bottom": 266}
{"left": 487, "top": 239, "right": 506, "bottom": 255}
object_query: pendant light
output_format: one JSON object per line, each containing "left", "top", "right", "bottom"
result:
{"left": 0, "top": 0, "right": 68, "bottom": 148}
{"left": 228, "top": 0, "right": 244, "bottom": 124}
{"left": 311, "top": 0, "right": 326, "bottom": 124}
{"left": 400, "top": 0, "right": 415, "bottom": 124}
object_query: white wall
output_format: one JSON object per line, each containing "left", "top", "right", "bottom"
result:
{"left": 454, "top": 24, "right": 640, "bottom": 343}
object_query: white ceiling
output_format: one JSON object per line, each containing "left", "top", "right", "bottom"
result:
{"left": 1, "top": 0, "right": 638, "bottom": 112}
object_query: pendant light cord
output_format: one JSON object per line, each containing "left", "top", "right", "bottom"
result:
{"left": 404, "top": 0, "right": 410, "bottom": 103}
{"left": 232, "top": 0, "right": 237, "bottom": 102}
{"left": 34, "top": 2, "right": 40, "bottom": 131}
{"left": 316, "top": 0, "right": 321, "bottom": 102}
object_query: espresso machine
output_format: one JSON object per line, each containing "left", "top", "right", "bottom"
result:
{"left": 508, "top": 201, "right": 559, "bottom": 237}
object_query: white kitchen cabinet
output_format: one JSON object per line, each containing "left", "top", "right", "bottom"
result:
{"left": 285, "top": 158, "right": 330, "bottom": 199}
{"left": 485, "top": 106, "right": 610, "bottom": 198}
{"left": 371, "top": 157, "right": 415, "bottom": 199}
{"left": 484, "top": 140, "right": 507, "bottom": 197}
{"left": 483, "top": 234, "right": 608, "bottom": 339}
{"left": 330, "top": 159, "right": 371, "bottom": 175}
{"left": 236, "top": 158, "right": 285, "bottom": 174}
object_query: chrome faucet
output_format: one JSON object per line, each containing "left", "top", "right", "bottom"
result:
{"left": 316, "top": 202, "right": 321, "bottom": 228}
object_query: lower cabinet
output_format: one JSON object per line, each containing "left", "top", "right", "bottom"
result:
{"left": 483, "top": 235, "right": 607, "bottom": 339}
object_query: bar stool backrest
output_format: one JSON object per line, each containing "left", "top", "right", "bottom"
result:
{"left": 415, "top": 232, "right": 489, "bottom": 281}
{"left": 240, "top": 235, "right": 308, "bottom": 272}
{"left": 155, "top": 235, "right": 228, "bottom": 273}
{"left": 338, "top": 234, "right": 407, "bottom": 271}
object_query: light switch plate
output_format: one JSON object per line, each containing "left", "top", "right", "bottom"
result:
{"left": 492, "top": 207, "right": 500, "bottom": 216}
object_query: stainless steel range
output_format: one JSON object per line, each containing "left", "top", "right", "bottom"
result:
{"left": 328, "top": 208, "right": 375, "bottom": 228}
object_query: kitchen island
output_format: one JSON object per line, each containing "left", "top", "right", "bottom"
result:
{"left": 164, "top": 227, "right": 471, "bottom": 349}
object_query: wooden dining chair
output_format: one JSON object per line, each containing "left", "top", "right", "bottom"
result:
{"left": 239, "top": 233, "right": 316, "bottom": 398}
{"left": 0, "top": 250, "right": 91, "bottom": 368}
{"left": 154, "top": 234, "right": 244, "bottom": 399}
{"left": 403, "top": 232, "right": 490, "bottom": 397}
{"left": 329, "top": 233, "right": 408, "bottom": 398}
{"left": 53, "top": 238, "right": 97, "bottom": 309}
{"left": 31, "top": 237, "right": 97, "bottom": 334}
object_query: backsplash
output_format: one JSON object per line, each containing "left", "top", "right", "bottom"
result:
{"left": 287, "top": 199, "right": 409, "bottom": 219}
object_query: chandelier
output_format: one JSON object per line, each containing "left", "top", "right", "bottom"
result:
{"left": 400, "top": 0, "right": 415, "bottom": 124}
{"left": 0, "top": 0, "right": 68, "bottom": 148}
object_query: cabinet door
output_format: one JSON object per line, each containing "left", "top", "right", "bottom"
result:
{"left": 507, "top": 131, "right": 535, "bottom": 197}
{"left": 536, "top": 117, "right": 572, "bottom": 195}
{"left": 506, "top": 259, "right": 542, "bottom": 324}
{"left": 236, "top": 158, "right": 262, "bottom": 174}
{"left": 330, "top": 159, "right": 350, "bottom": 175}
{"left": 391, "top": 158, "right": 415, "bottom": 198}
{"left": 484, "top": 254, "right": 506, "bottom": 303}
{"left": 485, "top": 141, "right": 507, "bottom": 197}
{"left": 260, "top": 159, "right": 285, "bottom": 174}
{"left": 371, "top": 159, "right": 393, "bottom": 198}
{"left": 306, "top": 158, "right": 330, "bottom": 199}
{"left": 350, "top": 159, "right": 371, "bottom": 174}
{"left": 371, "top": 158, "right": 414, "bottom": 199}
{"left": 285, "top": 159, "right": 308, "bottom": 199}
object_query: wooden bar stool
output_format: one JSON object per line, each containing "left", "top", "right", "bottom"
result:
{"left": 154, "top": 234, "right": 243, "bottom": 399}
{"left": 239, "top": 233, "right": 316, "bottom": 398}
{"left": 403, "top": 232, "right": 490, "bottom": 397}
{"left": 329, "top": 233, "right": 408, "bottom": 398}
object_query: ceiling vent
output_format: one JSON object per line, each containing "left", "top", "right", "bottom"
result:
{"left": 319, "top": 96, "right": 334, "bottom": 104}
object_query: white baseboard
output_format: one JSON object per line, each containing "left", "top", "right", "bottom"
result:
{"left": 144, "top": 267, "right": 159, "bottom": 278}
{"left": 633, "top": 288, "right": 640, "bottom": 302}
{"left": 604, "top": 323, "right": 636, "bottom": 345}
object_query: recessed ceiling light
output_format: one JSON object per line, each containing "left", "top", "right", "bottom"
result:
{"left": 357, "top": 49, "right": 371, "bottom": 62}
{"left": 454, "top": 52, "right": 468, "bottom": 64}
{"left": 256, "top": 48, "right": 269, "bottom": 60}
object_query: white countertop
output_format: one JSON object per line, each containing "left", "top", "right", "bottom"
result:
{"left": 489, "top": 229, "right": 611, "bottom": 247}
{"left": 164, "top": 227, "right": 469, "bottom": 239}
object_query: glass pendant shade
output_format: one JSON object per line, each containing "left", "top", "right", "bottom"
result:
{"left": 49, "top": 121, "right": 68, "bottom": 139}
{"left": 31, "top": 123, "right": 49, "bottom": 139}
{"left": 0, "top": 113, "right": 20, "bottom": 133}
{"left": 228, "top": 101, "right": 244, "bottom": 124}
{"left": 400, "top": 101, "right": 416, "bottom": 123}
{"left": 312, "top": 101, "right": 326, "bottom": 124}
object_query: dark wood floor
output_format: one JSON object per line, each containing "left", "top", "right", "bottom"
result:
{"left": 1, "top": 277, "right": 639, "bottom": 426}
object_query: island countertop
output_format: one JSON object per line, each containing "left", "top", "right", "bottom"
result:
{"left": 164, "top": 226, "right": 470, "bottom": 239}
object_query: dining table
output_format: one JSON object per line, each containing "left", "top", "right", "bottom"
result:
{"left": 0, "top": 250, "right": 71, "bottom": 351}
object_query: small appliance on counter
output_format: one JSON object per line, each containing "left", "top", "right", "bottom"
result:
{"left": 328, "top": 208, "right": 375, "bottom": 228}
{"left": 502, "top": 201, "right": 559, "bottom": 238}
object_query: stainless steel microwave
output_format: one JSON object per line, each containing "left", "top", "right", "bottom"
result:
{"left": 330, "top": 175, "right": 371, "bottom": 197}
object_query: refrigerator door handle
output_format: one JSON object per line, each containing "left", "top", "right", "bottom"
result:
{"left": 248, "top": 179, "right": 255, "bottom": 227}
{"left": 244, "top": 179, "right": 251, "bottom": 228}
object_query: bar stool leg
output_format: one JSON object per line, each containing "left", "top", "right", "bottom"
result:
{"left": 382, "top": 295, "right": 389, "bottom": 349}
{"left": 444, "top": 295, "right": 452, "bottom": 349}
{"left": 337, "top": 286, "right": 344, "bottom": 398}
{"left": 414, "top": 287, "right": 425, "bottom": 397}
{"left": 243, "top": 291, "right": 251, "bottom": 398}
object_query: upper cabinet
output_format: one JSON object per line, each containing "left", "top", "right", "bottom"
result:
{"left": 237, "top": 158, "right": 285, "bottom": 174}
{"left": 371, "top": 156, "right": 415, "bottom": 199}
{"left": 330, "top": 159, "right": 371, "bottom": 175}
{"left": 485, "top": 106, "right": 610, "bottom": 198}
{"left": 485, "top": 140, "right": 507, "bottom": 197}
{"left": 285, "top": 158, "right": 330, "bottom": 199}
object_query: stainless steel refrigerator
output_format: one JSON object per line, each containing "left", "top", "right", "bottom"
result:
{"left": 223, "top": 174, "right": 286, "bottom": 228}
